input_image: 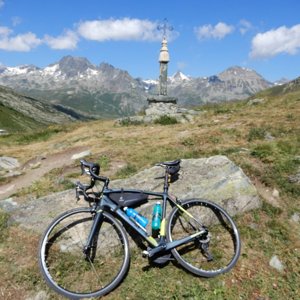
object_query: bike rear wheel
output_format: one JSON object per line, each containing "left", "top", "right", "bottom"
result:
{"left": 39, "top": 207, "right": 130, "bottom": 299}
{"left": 167, "top": 199, "right": 240, "bottom": 277}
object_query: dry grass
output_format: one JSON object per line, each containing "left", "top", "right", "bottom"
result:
{"left": 0, "top": 88, "right": 299, "bottom": 299}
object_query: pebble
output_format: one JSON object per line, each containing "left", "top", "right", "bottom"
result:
{"left": 269, "top": 255, "right": 284, "bottom": 272}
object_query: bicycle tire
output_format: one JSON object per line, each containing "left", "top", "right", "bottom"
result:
{"left": 38, "top": 207, "right": 130, "bottom": 299}
{"left": 167, "top": 199, "right": 241, "bottom": 277}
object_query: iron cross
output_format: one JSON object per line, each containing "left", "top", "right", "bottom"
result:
{"left": 157, "top": 18, "right": 173, "bottom": 38}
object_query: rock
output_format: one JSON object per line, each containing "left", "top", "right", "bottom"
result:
{"left": 0, "top": 129, "right": 8, "bottom": 135}
{"left": 290, "top": 213, "right": 300, "bottom": 223}
{"left": 288, "top": 167, "right": 300, "bottom": 184}
{"left": 117, "top": 102, "right": 198, "bottom": 125}
{"left": 247, "top": 98, "right": 265, "bottom": 105}
{"left": 0, "top": 197, "right": 18, "bottom": 210}
{"left": 0, "top": 156, "right": 20, "bottom": 170}
{"left": 25, "top": 290, "right": 49, "bottom": 300}
{"left": 264, "top": 132, "right": 275, "bottom": 141}
{"left": 30, "top": 162, "right": 41, "bottom": 169}
{"left": 0, "top": 156, "right": 261, "bottom": 235}
{"left": 272, "top": 189, "right": 280, "bottom": 199}
{"left": 111, "top": 156, "right": 260, "bottom": 216}
{"left": 71, "top": 150, "right": 91, "bottom": 160}
{"left": 145, "top": 102, "right": 178, "bottom": 116}
{"left": 269, "top": 255, "right": 284, "bottom": 272}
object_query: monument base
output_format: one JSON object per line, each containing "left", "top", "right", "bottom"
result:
{"left": 145, "top": 102, "right": 178, "bottom": 116}
{"left": 147, "top": 95, "right": 177, "bottom": 104}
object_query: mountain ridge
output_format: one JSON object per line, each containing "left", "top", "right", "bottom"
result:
{"left": 0, "top": 84, "right": 92, "bottom": 132}
{"left": 0, "top": 56, "right": 291, "bottom": 117}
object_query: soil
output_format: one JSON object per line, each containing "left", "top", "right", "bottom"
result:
{"left": 0, "top": 146, "right": 89, "bottom": 200}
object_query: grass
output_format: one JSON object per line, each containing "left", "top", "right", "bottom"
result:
{"left": 0, "top": 83, "right": 299, "bottom": 299}
{"left": 154, "top": 115, "right": 178, "bottom": 125}
{"left": 115, "top": 163, "right": 138, "bottom": 178}
{"left": 14, "top": 167, "right": 75, "bottom": 198}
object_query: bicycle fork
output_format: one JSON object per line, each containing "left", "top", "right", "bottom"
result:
{"left": 83, "top": 210, "right": 104, "bottom": 260}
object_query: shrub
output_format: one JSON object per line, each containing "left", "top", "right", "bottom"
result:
{"left": 247, "top": 127, "right": 267, "bottom": 141}
{"left": 154, "top": 115, "right": 178, "bottom": 125}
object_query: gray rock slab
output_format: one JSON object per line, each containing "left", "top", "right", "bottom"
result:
{"left": 0, "top": 156, "right": 20, "bottom": 170}
{"left": 71, "top": 150, "right": 91, "bottom": 160}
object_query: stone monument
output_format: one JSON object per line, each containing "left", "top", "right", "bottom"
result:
{"left": 145, "top": 20, "right": 179, "bottom": 116}
{"left": 117, "top": 19, "right": 197, "bottom": 124}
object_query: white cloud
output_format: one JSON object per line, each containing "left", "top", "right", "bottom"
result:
{"left": 195, "top": 22, "right": 234, "bottom": 40}
{"left": 78, "top": 18, "right": 163, "bottom": 41}
{"left": 44, "top": 30, "right": 78, "bottom": 50}
{"left": 250, "top": 24, "right": 300, "bottom": 58}
{"left": 0, "top": 32, "right": 41, "bottom": 51}
{"left": 239, "top": 19, "right": 253, "bottom": 35}
{"left": 0, "top": 26, "right": 12, "bottom": 37}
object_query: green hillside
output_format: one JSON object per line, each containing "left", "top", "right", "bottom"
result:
{"left": 0, "top": 85, "right": 91, "bottom": 133}
{"left": 0, "top": 102, "right": 42, "bottom": 132}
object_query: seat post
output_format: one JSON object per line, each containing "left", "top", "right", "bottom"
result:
{"left": 163, "top": 169, "right": 170, "bottom": 193}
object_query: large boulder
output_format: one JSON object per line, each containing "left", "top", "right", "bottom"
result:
{"left": 0, "top": 156, "right": 260, "bottom": 234}
{"left": 110, "top": 155, "right": 260, "bottom": 216}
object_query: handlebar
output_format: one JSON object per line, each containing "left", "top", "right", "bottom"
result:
{"left": 76, "top": 160, "right": 110, "bottom": 203}
{"left": 80, "top": 159, "right": 110, "bottom": 185}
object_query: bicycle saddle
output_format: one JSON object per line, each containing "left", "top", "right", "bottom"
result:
{"left": 159, "top": 159, "right": 181, "bottom": 167}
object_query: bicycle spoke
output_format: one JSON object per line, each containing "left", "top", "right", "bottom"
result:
{"left": 39, "top": 208, "right": 129, "bottom": 298}
{"left": 167, "top": 199, "right": 240, "bottom": 277}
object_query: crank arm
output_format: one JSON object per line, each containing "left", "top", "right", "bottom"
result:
{"left": 165, "top": 229, "right": 207, "bottom": 252}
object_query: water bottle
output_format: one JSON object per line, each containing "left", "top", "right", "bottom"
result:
{"left": 124, "top": 207, "right": 148, "bottom": 228}
{"left": 152, "top": 202, "right": 162, "bottom": 231}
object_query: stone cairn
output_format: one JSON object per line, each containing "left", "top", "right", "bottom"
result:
{"left": 118, "top": 20, "right": 197, "bottom": 124}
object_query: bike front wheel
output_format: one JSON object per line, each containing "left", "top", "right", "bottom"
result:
{"left": 167, "top": 199, "right": 241, "bottom": 277}
{"left": 38, "top": 207, "right": 130, "bottom": 299}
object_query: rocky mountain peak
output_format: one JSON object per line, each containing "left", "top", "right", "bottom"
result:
{"left": 170, "top": 71, "right": 191, "bottom": 83}
{"left": 56, "top": 55, "right": 96, "bottom": 77}
{"left": 218, "top": 66, "right": 263, "bottom": 80}
{"left": 98, "top": 62, "right": 115, "bottom": 72}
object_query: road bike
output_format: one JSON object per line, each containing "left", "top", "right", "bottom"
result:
{"left": 39, "top": 159, "right": 241, "bottom": 299}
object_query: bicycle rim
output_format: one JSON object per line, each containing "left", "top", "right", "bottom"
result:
{"left": 39, "top": 208, "right": 130, "bottom": 299}
{"left": 167, "top": 199, "right": 240, "bottom": 277}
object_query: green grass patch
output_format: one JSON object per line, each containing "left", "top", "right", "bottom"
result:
{"left": 97, "top": 155, "right": 111, "bottom": 171}
{"left": 119, "top": 117, "right": 144, "bottom": 126}
{"left": 247, "top": 127, "right": 268, "bottom": 141}
{"left": 115, "top": 164, "right": 138, "bottom": 178}
{"left": 0, "top": 103, "right": 42, "bottom": 132}
{"left": 15, "top": 126, "right": 67, "bottom": 144}
{"left": 0, "top": 210, "right": 9, "bottom": 242}
{"left": 154, "top": 115, "right": 178, "bottom": 125}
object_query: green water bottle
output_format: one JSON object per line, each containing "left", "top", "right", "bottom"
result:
{"left": 152, "top": 202, "right": 162, "bottom": 231}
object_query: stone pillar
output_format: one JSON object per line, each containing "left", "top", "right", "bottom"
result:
{"left": 159, "top": 37, "right": 169, "bottom": 96}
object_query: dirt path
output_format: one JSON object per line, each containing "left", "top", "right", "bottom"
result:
{"left": 0, "top": 146, "right": 89, "bottom": 200}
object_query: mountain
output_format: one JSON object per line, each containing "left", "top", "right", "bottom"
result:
{"left": 0, "top": 56, "right": 146, "bottom": 118}
{"left": 0, "top": 85, "right": 88, "bottom": 132}
{"left": 0, "top": 57, "right": 275, "bottom": 117}
{"left": 255, "top": 75, "right": 300, "bottom": 97}
{"left": 167, "top": 67, "right": 273, "bottom": 105}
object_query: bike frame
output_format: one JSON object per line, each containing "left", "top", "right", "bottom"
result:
{"left": 83, "top": 171, "right": 206, "bottom": 258}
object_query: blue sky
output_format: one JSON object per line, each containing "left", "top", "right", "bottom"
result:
{"left": 0, "top": 0, "right": 300, "bottom": 81}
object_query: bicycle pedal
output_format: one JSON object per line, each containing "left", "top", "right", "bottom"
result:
{"left": 142, "top": 250, "right": 149, "bottom": 258}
